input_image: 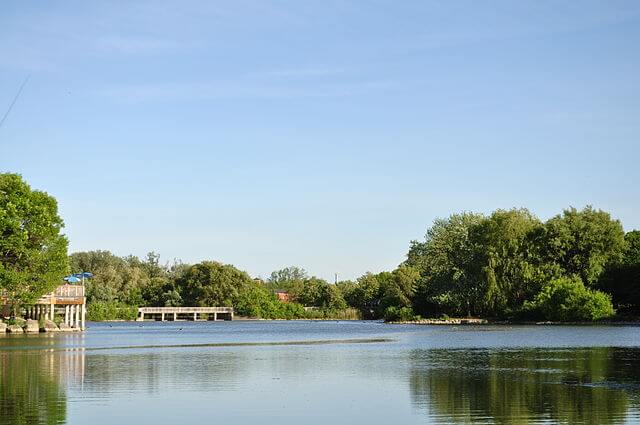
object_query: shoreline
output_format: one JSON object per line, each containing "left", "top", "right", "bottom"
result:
{"left": 92, "top": 317, "right": 640, "bottom": 326}
{"left": 388, "top": 318, "right": 640, "bottom": 326}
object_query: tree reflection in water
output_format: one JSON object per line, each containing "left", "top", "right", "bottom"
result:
{"left": 409, "top": 347, "right": 640, "bottom": 424}
{"left": 0, "top": 346, "right": 85, "bottom": 425}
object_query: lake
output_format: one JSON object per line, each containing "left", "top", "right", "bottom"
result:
{"left": 2, "top": 321, "right": 640, "bottom": 424}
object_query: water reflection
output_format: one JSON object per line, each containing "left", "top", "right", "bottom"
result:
{"left": 3, "top": 324, "right": 640, "bottom": 425}
{"left": 82, "top": 351, "right": 245, "bottom": 394}
{"left": 0, "top": 348, "right": 84, "bottom": 425}
{"left": 409, "top": 347, "right": 640, "bottom": 424}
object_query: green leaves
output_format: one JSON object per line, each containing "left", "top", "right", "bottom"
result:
{"left": 527, "top": 276, "right": 614, "bottom": 321}
{"left": 0, "top": 173, "right": 68, "bottom": 307}
{"left": 178, "top": 261, "right": 254, "bottom": 307}
{"left": 542, "top": 207, "right": 626, "bottom": 286}
{"left": 406, "top": 206, "right": 626, "bottom": 321}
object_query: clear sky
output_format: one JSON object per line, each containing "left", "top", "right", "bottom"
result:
{"left": 1, "top": 1, "right": 639, "bottom": 281}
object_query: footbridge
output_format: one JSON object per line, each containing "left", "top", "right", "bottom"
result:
{"left": 137, "top": 306, "right": 233, "bottom": 322}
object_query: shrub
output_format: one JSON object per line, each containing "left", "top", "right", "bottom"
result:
{"left": 234, "top": 284, "right": 309, "bottom": 319}
{"left": 528, "top": 276, "right": 615, "bottom": 322}
{"left": 87, "top": 301, "right": 138, "bottom": 321}
{"left": 383, "top": 306, "right": 417, "bottom": 322}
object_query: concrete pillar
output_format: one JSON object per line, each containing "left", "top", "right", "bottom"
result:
{"left": 65, "top": 306, "right": 70, "bottom": 325}
{"left": 193, "top": 312, "right": 197, "bottom": 321}
{"left": 214, "top": 312, "right": 217, "bottom": 321}
{"left": 81, "top": 304, "right": 86, "bottom": 330}
{"left": 50, "top": 304, "right": 55, "bottom": 321}
{"left": 70, "top": 306, "right": 75, "bottom": 327}
{"left": 140, "top": 312, "right": 144, "bottom": 321}
{"left": 75, "top": 305, "right": 80, "bottom": 328}
{"left": 161, "top": 312, "right": 165, "bottom": 321}
{"left": 173, "top": 312, "right": 177, "bottom": 321}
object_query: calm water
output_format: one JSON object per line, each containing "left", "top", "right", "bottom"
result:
{"left": 2, "top": 321, "right": 640, "bottom": 425}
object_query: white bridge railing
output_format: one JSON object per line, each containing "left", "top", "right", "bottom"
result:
{"left": 138, "top": 306, "right": 233, "bottom": 313}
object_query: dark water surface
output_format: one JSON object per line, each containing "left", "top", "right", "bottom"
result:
{"left": 2, "top": 321, "right": 640, "bottom": 425}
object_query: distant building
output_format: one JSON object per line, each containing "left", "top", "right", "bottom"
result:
{"left": 275, "top": 291, "right": 291, "bottom": 303}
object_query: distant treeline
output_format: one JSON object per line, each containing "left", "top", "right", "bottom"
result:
{"left": 2, "top": 174, "right": 639, "bottom": 323}
{"left": 71, "top": 252, "right": 360, "bottom": 321}
{"left": 71, "top": 206, "right": 640, "bottom": 322}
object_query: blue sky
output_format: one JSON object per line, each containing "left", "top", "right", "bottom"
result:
{"left": 1, "top": 1, "right": 639, "bottom": 281}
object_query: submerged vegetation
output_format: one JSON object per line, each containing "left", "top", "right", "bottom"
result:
{"left": 2, "top": 173, "right": 640, "bottom": 322}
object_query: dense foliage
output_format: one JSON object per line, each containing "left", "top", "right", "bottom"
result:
{"left": 3, "top": 175, "right": 637, "bottom": 323}
{"left": 403, "top": 206, "right": 628, "bottom": 321}
{"left": 0, "top": 174, "right": 68, "bottom": 312}
{"left": 51, "top": 206, "right": 640, "bottom": 322}
{"left": 524, "top": 277, "right": 615, "bottom": 321}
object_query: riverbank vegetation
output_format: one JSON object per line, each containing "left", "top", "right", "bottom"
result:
{"left": 69, "top": 206, "right": 639, "bottom": 323}
{"left": 2, "top": 173, "right": 640, "bottom": 322}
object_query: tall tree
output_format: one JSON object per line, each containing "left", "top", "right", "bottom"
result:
{"left": 542, "top": 206, "right": 626, "bottom": 286}
{"left": 598, "top": 230, "right": 640, "bottom": 314}
{"left": 178, "top": 261, "right": 253, "bottom": 307}
{"left": 266, "top": 266, "right": 308, "bottom": 298}
{"left": 471, "top": 208, "right": 552, "bottom": 315}
{"left": 0, "top": 173, "right": 68, "bottom": 311}
{"left": 406, "top": 212, "right": 485, "bottom": 317}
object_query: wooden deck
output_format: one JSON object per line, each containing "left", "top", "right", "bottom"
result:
{"left": 137, "top": 306, "right": 234, "bottom": 321}
{"left": 37, "top": 284, "right": 86, "bottom": 305}
{"left": 1, "top": 284, "right": 86, "bottom": 330}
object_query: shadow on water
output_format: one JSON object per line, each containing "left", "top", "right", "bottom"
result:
{"left": 409, "top": 347, "right": 640, "bottom": 424}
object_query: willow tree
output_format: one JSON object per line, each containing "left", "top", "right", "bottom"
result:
{"left": 406, "top": 212, "right": 486, "bottom": 317}
{"left": 0, "top": 173, "right": 68, "bottom": 312}
{"left": 542, "top": 206, "right": 626, "bottom": 286}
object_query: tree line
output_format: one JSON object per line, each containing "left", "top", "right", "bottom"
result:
{"left": 2, "top": 173, "right": 639, "bottom": 322}
{"left": 72, "top": 206, "right": 640, "bottom": 322}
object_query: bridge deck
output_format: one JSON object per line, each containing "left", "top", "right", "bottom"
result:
{"left": 137, "top": 306, "right": 233, "bottom": 321}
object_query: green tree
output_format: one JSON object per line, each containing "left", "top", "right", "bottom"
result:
{"left": 382, "top": 265, "right": 419, "bottom": 309}
{"left": 297, "top": 276, "right": 329, "bottom": 307}
{"left": 542, "top": 206, "right": 626, "bottom": 286}
{"left": 406, "top": 212, "right": 486, "bottom": 317}
{"left": 471, "top": 208, "right": 553, "bottom": 315}
{"left": 527, "top": 276, "right": 615, "bottom": 321}
{"left": 266, "top": 266, "right": 308, "bottom": 299}
{"left": 598, "top": 230, "right": 640, "bottom": 314}
{"left": 346, "top": 272, "right": 382, "bottom": 316}
{"left": 0, "top": 173, "right": 68, "bottom": 311}
{"left": 178, "top": 261, "right": 253, "bottom": 306}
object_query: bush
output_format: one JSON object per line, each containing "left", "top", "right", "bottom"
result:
{"left": 234, "top": 284, "right": 309, "bottom": 319}
{"left": 87, "top": 301, "right": 138, "bottom": 321}
{"left": 383, "top": 306, "right": 417, "bottom": 322}
{"left": 527, "top": 276, "right": 615, "bottom": 322}
{"left": 304, "top": 308, "right": 362, "bottom": 320}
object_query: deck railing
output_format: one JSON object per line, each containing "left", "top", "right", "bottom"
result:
{"left": 51, "top": 285, "right": 85, "bottom": 298}
{"left": 36, "top": 285, "right": 85, "bottom": 304}
{"left": 138, "top": 306, "right": 233, "bottom": 314}
{"left": 1, "top": 284, "right": 85, "bottom": 305}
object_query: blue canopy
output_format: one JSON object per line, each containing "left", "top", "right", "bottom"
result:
{"left": 63, "top": 275, "right": 81, "bottom": 283}
{"left": 73, "top": 272, "right": 93, "bottom": 278}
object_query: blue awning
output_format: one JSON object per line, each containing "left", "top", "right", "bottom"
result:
{"left": 63, "top": 275, "right": 81, "bottom": 283}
